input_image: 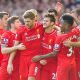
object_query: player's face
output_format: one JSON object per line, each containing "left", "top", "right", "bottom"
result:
{"left": 43, "top": 17, "right": 52, "bottom": 28}
{"left": 24, "top": 18, "right": 35, "bottom": 28}
{"left": 60, "top": 19, "right": 67, "bottom": 32}
{"left": 2, "top": 15, "right": 9, "bottom": 27}
{"left": 14, "top": 19, "right": 21, "bottom": 29}
{"left": 60, "top": 21, "right": 70, "bottom": 33}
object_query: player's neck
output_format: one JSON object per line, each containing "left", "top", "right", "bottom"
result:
{"left": 10, "top": 28, "right": 17, "bottom": 34}
{"left": 45, "top": 25, "right": 55, "bottom": 33}
{"left": 64, "top": 29, "right": 71, "bottom": 33}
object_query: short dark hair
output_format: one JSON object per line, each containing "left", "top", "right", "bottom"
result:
{"left": 61, "top": 14, "right": 74, "bottom": 26}
{"left": 7, "top": 16, "right": 19, "bottom": 26}
{"left": 0, "top": 12, "right": 8, "bottom": 19}
{"left": 48, "top": 9, "right": 58, "bottom": 16}
{"left": 23, "top": 11, "right": 35, "bottom": 20}
{"left": 44, "top": 14, "right": 56, "bottom": 23}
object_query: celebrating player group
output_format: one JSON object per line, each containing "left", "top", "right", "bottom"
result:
{"left": 0, "top": 1, "right": 80, "bottom": 80}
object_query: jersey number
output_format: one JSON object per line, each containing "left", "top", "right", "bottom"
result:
{"left": 67, "top": 47, "right": 73, "bottom": 57}
{"left": 52, "top": 73, "right": 56, "bottom": 80}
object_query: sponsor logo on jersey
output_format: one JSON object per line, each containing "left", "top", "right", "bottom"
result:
{"left": 26, "top": 34, "right": 40, "bottom": 41}
{"left": 42, "top": 42, "right": 52, "bottom": 49}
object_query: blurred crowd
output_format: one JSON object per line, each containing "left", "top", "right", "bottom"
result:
{"left": 0, "top": 0, "right": 80, "bottom": 17}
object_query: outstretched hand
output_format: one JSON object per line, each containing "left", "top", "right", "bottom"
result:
{"left": 63, "top": 39, "right": 71, "bottom": 47}
{"left": 16, "top": 43, "right": 26, "bottom": 50}
{"left": 55, "top": 2, "right": 64, "bottom": 14}
{"left": 40, "top": 59, "right": 47, "bottom": 65}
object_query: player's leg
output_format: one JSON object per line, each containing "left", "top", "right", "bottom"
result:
{"left": 28, "top": 62, "right": 39, "bottom": 80}
{"left": 77, "top": 57, "right": 80, "bottom": 80}
{"left": 41, "top": 68, "right": 50, "bottom": 80}
{"left": 11, "top": 56, "right": 20, "bottom": 80}
{"left": 42, "top": 63, "right": 57, "bottom": 80}
{"left": 56, "top": 62, "right": 69, "bottom": 80}
{"left": 36, "top": 64, "right": 42, "bottom": 80}
{"left": 11, "top": 69, "right": 20, "bottom": 80}
{"left": 70, "top": 61, "right": 78, "bottom": 80}
{"left": 50, "top": 67, "right": 57, "bottom": 80}
{"left": 19, "top": 56, "right": 28, "bottom": 80}
{"left": 20, "top": 76, "right": 28, "bottom": 80}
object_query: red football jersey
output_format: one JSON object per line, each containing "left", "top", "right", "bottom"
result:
{"left": 41, "top": 29, "right": 57, "bottom": 70}
{"left": 0, "top": 31, "right": 20, "bottom": 80}
{"left": 0, "top": 29, "right": 5, "bottom": 65}
{"left": 72, "top": 27, "right": 80, "bottom": 72}
{"left": 41, "top": 30, "right": 57, "bottom": 63}
{"left": 53, "top": 28, "right": 80, "bottom": 62}
{"left": 53, "top": 34, "right": 73, "bottom": 63}
{"left": 15, "top": 22, "right": 44, "bottom": 56}
{"left": 1, "top": 31, "right": 19, "bottom": 63}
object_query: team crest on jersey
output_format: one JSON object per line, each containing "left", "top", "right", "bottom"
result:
{"left": 37, "top": 29, "right": 39, "bottom": 33}
{"left": 36, "top": 29, "right": 40, "bottom": 38}
{"left": 49, "top": 39, "right": 52, "bottom": 44}
{"left": 54, "top": 44, "right": 60, "bottom": 49}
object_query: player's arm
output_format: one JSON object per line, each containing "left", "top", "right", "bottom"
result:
{"left": 7, "top": 41, "right": 19, "bottom": 74}
{"left": 1, "top": 46, "right": 17, "bottom": 54}
{"left": 70, "top": 41, "right": 80, "bottom": 47}
{"left": 1, "top": 31, "right": 25, "bottom": 54}
{"left": 7, "top": 42, "right": 26, "bottom": 74}
{"left": 40, "top": 50, "right": 58, "bottom": 58}
{"left": 54, "top": 26, "right": 60, "bottom": 31}
{"left": 32, "top": 50, "right": 59, "bottom": 62}
{"left": 55, "top": 2, "right": 64, "bottom": 16}
{"left": 32, "top": 36, "right": 60, "bottom": 62}
{"left": 8, "top": 29, "right": 26, "bottom": 64}
{"left": 1, "top": 43, "right": 25, "bottom": 54}
{"left": 8, "top": 41, "right": 19, "bottom": 63}
{"left": 8, "top": 40, "right": 26, "bottom": 64}
{"left": 64, "top": 39, "right": 80, "bottom": 47}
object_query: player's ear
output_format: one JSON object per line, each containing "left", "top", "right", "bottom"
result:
{"left": 11, "top": 23, "right": 14, "bottom": 27}
{"left": 0, "top": 19, "right": 2, "bottom": 22}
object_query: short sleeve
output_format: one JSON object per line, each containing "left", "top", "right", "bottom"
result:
{"left": 1, "top": 32, "right": 9, "bottom": 48}
{"left": 15, "top": 27, "right": 23, "bottom": 42}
